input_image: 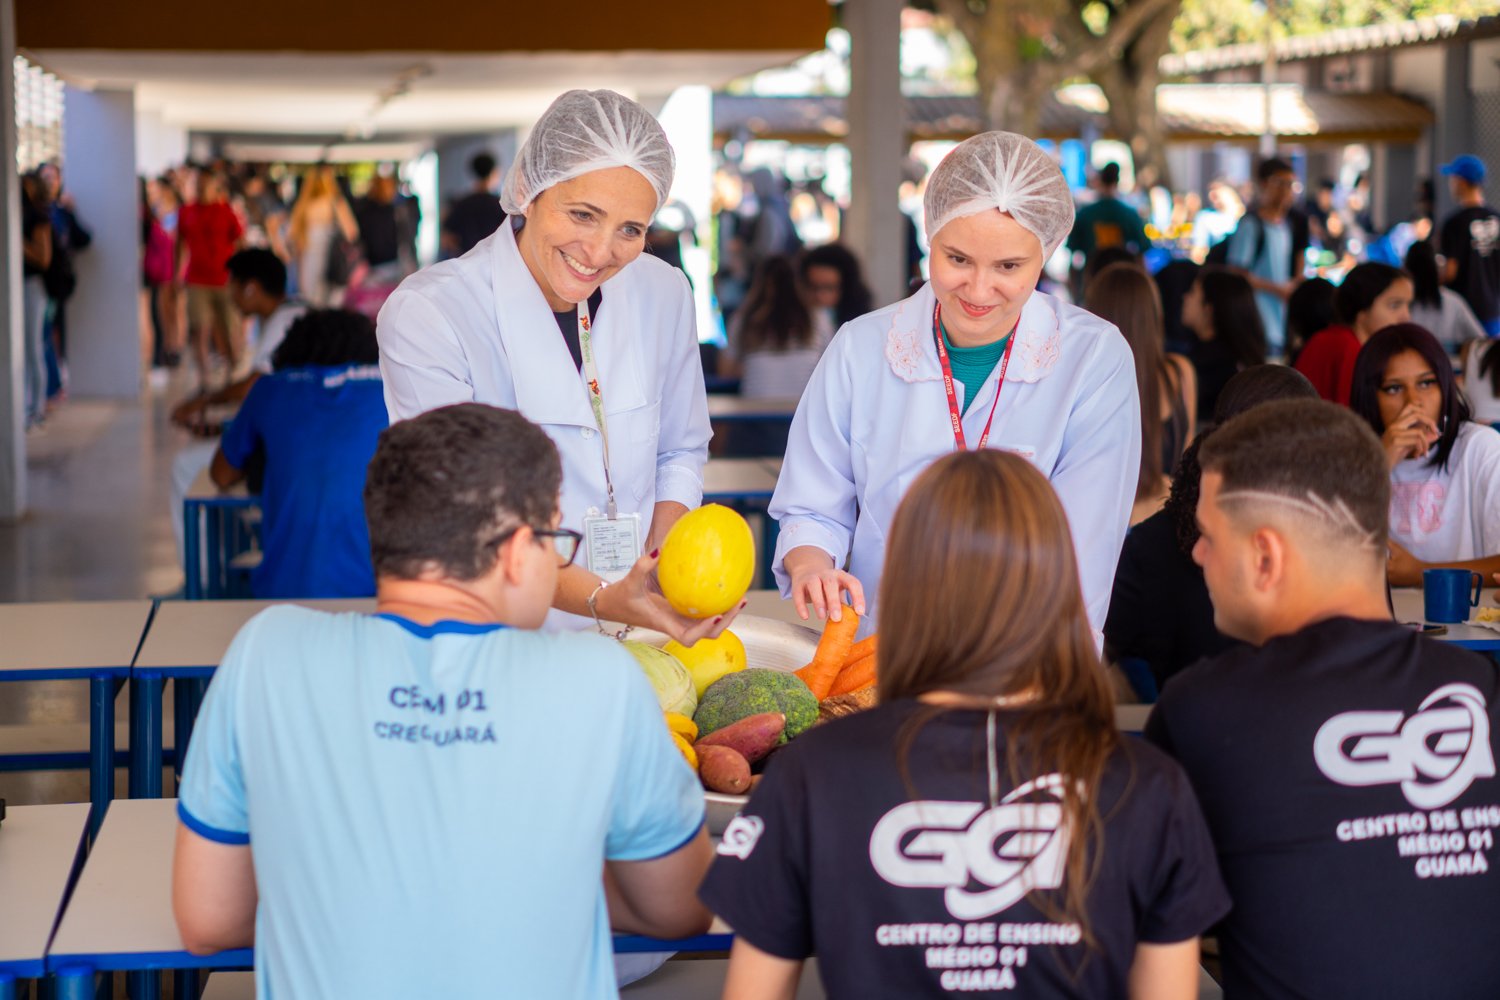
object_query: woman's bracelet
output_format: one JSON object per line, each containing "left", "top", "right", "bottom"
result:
{"left": 587, "top": 579, "right": 632, "bottom": 641}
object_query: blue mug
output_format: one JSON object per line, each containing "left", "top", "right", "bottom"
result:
{"left": 1423, "top": 569, "right": 1483, "bottom": 623}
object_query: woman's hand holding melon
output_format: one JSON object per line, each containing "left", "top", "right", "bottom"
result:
{"left": 595, "top": 549, "right": 743, "bottom": 646}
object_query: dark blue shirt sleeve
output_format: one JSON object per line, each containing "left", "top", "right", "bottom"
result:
{"left": 1137, "top": 759, "right": 1232, "bottom": 943}
{"left": 697, "top": 749, "right": 813, "bottom": 961}
{"left": 219, "top": 378, "right": 270, "bottom": 470}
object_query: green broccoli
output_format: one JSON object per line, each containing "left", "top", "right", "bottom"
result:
{"left": 693, "top": 669, "right": 818, "bottom": 743}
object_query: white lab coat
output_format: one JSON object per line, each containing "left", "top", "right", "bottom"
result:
{"left": 771, "top": 283, "right": 1140, "bottom": 636}
{"left": 377, "top": 221, "right": 711, "bottom": 626}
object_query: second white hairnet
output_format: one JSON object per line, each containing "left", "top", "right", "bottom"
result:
{"left": 500, "top": 89, "right": 676, "bottom": 215}
{"left": 923, "top": 132, "right": 1074, "bottom": 256}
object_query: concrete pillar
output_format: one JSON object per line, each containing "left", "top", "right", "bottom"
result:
{"left": 61, "top": 85, "right": 140, "bottom": 398}
{"left": 843, "top": 0, "right": 906, "bottom": 307}
{"left": 1437, "top": 41, "right": 1472, "bottom": 222}
{"left": 1374, "top": 142, "right": 1417, "bottom": 233}
{"left": 0, "top": 0, "right": 24, "bottom": 520}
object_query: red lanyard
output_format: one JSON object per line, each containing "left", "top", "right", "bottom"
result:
{"left": 932, "top": 303, "right": 1017, "bottom": 452}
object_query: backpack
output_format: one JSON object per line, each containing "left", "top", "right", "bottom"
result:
{"left": 1206, "top": 210, "right": 1311, "bottom": 276}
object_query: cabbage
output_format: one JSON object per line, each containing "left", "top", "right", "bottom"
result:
{"left": 622, "top": 641, "right": 698, "bottom": 717}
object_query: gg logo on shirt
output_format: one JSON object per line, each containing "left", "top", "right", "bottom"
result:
{"left": 868, "top": 775, "right": 1071, "bottom": 920}
{"left": 1314, "top": 683, "right": 1496, "bottom": 809}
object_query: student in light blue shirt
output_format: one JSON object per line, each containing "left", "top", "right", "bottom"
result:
{"left": 1226, "top": 157, "right": 1310, "bottom": 358}
{"left": 173, "top": 403, "right": 712, "bottom": 999}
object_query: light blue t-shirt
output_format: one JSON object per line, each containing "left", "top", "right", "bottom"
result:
{"left": 1228, "top": 216, "right": 1291, "bottom": 356}
{"left": 179, "top": 607, "right": 704, "bottom": 1000}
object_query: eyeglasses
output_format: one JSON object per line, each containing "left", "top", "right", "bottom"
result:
{"left": 534, "top": 528, "right": 582, "bottom": 568}
{"left": 489, "top": 525, "right": 583, "bottom": 568}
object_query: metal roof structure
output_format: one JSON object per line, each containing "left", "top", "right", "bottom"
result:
{"left": 714, "top": 83, "right": 1434, "bottom": 145}
{"left": 1159, "top": 13, "right": 1500, "bottom": 77}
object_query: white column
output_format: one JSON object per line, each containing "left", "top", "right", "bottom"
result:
{"left": 0, "top": 0, "right": 24, "bottom": 520}
{"left": 61, "top": 85, "right": 141, "bottom": 398}
{"left": 657, "top": 85, "right": 716, "bottom": 341}
{"left": 844, "top": 0, "right": 907, "bottom": 308}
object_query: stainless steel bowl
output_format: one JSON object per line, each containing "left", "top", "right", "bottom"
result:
{"left": 635, "top": 614, "right": 819, "bottom": 834}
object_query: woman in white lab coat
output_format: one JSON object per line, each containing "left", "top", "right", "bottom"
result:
{"left": 378, "top": 90, "right": 731, "bottom": 643}
{"left": 773, "top": 132, "right": 1141, "bottom": 636}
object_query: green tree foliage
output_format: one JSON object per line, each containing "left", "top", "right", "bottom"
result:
{"left": 1171, "top": 0, "right": 1500, "bottom": 53}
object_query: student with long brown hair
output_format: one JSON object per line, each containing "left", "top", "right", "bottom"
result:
{"left": 702, "top": 450, "right": 1228, "bottom": 1000}
{"left": 1086, "top": 262, "right": 1196, "bottom": 523}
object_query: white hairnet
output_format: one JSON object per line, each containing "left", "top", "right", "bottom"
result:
{"left": 923, "top": 132, "right": 1074, "bottom": 256}
{"left": 500, "top": 89, "right": 675, "bottom": 215}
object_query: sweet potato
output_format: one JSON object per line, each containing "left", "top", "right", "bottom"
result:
{"left": 696, "top": 712, "right": 785, "bottom": 763}
{"left": 698, "top": 744, "right": 752, "bottom": 794}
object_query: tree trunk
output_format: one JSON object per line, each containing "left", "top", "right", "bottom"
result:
{"left": 1096, "top": 1, "right": 1179, "bottom": 190}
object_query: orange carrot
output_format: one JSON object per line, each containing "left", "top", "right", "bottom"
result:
{"left": 828, "top": 652, "right": 876, "bottom": 697}
{"left": 794, "top": 606, "right": 859, "bottom": 699}
{"left": 843, "top": 634, "right": 878, "bottom": 669}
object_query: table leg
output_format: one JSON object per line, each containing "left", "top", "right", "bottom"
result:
{"left": 173, "top": 678, "right": 205, "bottom": 783}
{"left": 129, "top": 671, "right": 164, "bottom": 799}
{"left": 126, "top": 969, "right": 159, "bottom": 1000}
{"left": 205, "top": 506, "right": 224, "bottom": 600}
{"left": 759, "top": 511, "right": 780, "bottom": 591}
{"left": 173, "top": 968, "right": 198, "bottom": 999}
{"left": 52, "top": 966, "right": 93, "bottom": 1000}
{"left": 184, "top": 499, "right": 202, "bottom": 600}
{"left": 0, "top": 971, "right": 13, "bottom": 1000}
{"left": 88, "top": 674, "right": 116, "bottom": 842}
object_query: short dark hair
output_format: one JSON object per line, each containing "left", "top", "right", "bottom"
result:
{"left": 270, "top": 309, "right": 380, "bottom": 370}
{"left": 1198, "top": 398, "right": 1389, "bottom": 552}
{"left": 1258, "top": 157, "right": 1295, "bottom": 184}
{"left": 1168, "top": 364, "right": 1319, "bottom": 555}
{"left": 1098, "top": 162, "right": 1121, "bottom": 186}
{"left": 225, "top": 248, "right": 287, "bottom": 297}
{"left": 1334, "top": 263, "right": 1409, "bottom": 327}
{"left": 470, "top": 152, "right": 498, "bottom": 181}
{"left": 1350, "top": 322, "right": 1469, "bottom": 470}
{"left": 364, "top": 404, "right": 561, "bottom": 582}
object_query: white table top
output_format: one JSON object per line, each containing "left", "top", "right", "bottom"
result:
{"left": 702, "top": 458, "right": 781, "bottom": 499}
{"left": 706, "top": 397, "right": 799, "bottom": 420}
{"left": 0, "top": 803, "right": 91, "bottom": 971}
{"left": 48, "top": 797, "right": 726, "bottom": 964}
{"left": 135, "top": 599, "right": 377, "bottom": 670}
{"left": 50, "top": 798, "right": 185, "bottom": 959}
{"left": 0, "top": 601, "right": 152, "bottom": 677}
{"left": 1389, "top": 588, "right": 1500, "bottom": 648}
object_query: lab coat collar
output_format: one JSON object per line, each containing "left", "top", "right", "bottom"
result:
{"left": 884, "top": 284, "right": 1063, "bottom": 385}
{"left": 489, "top": 222, "right": 646, "bottom": 426}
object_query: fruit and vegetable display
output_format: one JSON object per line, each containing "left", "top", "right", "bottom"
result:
{"left": 636, "top": 606, "right": 879, "bottom": 796}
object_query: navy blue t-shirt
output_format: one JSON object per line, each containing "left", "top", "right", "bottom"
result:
{"left": 220, "top": 365, "right": 387, "bottom": 599}
{"left": 1147, "top": 617, "right": 1500, "bottom": 999}
{"left": 701, "top": 700, "right": 1229, "bottom": 999}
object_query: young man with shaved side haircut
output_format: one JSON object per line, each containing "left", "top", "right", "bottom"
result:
{"left": 1147, "top": 398, "right": 1500, "bottom": 999}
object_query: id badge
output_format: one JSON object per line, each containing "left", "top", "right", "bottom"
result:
{"left": 583, "top": 511, "right": 643, "bottom": 581}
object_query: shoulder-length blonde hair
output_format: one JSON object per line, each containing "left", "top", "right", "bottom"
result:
{"left": 878, "top": 449, "right": 1119, "bottom": 945}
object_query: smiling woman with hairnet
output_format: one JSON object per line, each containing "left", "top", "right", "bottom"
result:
{"left": 772, "top": 132, "right": 1141, "bottom": 637}
{"left": 378, "top": 90, "right": 735, "bottom": 643}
